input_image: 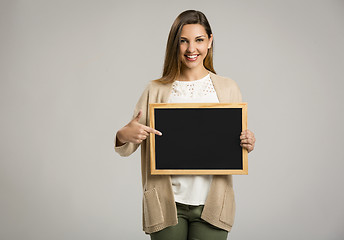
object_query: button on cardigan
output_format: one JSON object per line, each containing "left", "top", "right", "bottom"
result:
{"left": 114, "top": 71, "right": 243, "bottom": 234}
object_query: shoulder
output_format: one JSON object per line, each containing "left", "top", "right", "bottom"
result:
{"left": 209, "top": 72, "right": 242, "bottom": 102}
{"left": 147, "top": 79, "right": 165, "bottom": 89}
{"left": 136, "top": 79, "right": 172, "bottom": 103}
{"left": 142, "top": 79, "right": 172, "bottom": 94}
{"left": 209, "top": 72, "right": 241, "bottom": 90}
{"left": 138, "top": 80, "right": 160, "bottom": 95}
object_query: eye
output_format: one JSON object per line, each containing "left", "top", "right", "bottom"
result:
{"left": 196, "top": 38, "right": 204, "bottom": 42}
{"left": 180, "top": 39, "right": 187, "bottom": 43}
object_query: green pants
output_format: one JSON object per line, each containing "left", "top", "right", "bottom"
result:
{"left": 150, "top": 202, "right": 228, "bottom": 240}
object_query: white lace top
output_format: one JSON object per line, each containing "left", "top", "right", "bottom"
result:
{"left": 167, "top": 73, "right": 219, "bottom": 205}
{"left": 169, "top": 73, "right": 218, "bottom": 102}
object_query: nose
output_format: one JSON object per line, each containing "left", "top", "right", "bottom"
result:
{"left": 187, "top": 42, "right": 196, "bottom": 53}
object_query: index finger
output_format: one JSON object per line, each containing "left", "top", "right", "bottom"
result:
{"left": 143, "top": 125, "right": 162, "bottom": 136}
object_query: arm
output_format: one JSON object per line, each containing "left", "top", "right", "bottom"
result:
{"left": 114, "top": 84, "right": 162, "bottom": 157}
{"left": 230, "top": 79, "right": 256, "bottom": 153}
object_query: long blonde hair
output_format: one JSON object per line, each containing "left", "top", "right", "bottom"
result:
{"left": 154, "top": 10, "right": 216, "bottom": 84}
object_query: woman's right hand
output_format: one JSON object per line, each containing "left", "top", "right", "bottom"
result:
{"left": 116, "top": 110, "right": 162, "bottom": 146}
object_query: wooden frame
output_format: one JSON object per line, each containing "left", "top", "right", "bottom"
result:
{"left": 149, "top": 103, "right": 248, "bottom": 175}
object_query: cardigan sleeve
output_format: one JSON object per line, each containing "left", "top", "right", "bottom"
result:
{"left": 114, "top": 83, "right": 150, "bottom": 157}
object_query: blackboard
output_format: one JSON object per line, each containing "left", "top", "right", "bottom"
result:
{"left": 149, "top": 103, "right": 248, "bottom": 175}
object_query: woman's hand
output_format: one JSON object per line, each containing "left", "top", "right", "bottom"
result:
{"left": 240, "top": 129, "right": 255, "bottom": 153}
{"left": 116, "top": 110, "right": 162, "bottom": 146}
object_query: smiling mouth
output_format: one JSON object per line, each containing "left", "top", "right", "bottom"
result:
{"left": 185, "top": 54, "right": 199, "bottom": 61}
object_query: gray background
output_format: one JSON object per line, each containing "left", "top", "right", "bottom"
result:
{"left": 1, "top": 0, "right": 343, "bottom": 239}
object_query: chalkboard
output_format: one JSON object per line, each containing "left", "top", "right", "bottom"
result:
{"left": 149, "top": 103, "right": 248, "bottom": 175}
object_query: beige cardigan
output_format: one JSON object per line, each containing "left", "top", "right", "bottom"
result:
{"left": 115, "top": 71, "right": 243, "bottom": 234}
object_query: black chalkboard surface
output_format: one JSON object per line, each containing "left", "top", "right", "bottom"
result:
{"left": 149, "top": 103, "right": 248, "bottom": 175}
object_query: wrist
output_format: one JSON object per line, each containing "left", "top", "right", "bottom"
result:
{"left": 116, "top": 129, "right": 126, "bottom": 146}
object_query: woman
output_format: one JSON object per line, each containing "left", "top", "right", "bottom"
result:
{"left": 115, "top": 10, "right": 256, "bottom": 240}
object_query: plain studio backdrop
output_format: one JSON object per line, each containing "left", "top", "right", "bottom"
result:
{"left": 1, "top": 0, "right": 343, "bottom": 239}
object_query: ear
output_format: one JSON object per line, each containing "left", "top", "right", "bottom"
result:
{"left": 208, "top": 34, "right": 213, "bottom": 49}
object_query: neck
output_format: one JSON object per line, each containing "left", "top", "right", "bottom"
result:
{"left": 179, "top": 66, "right": 209, "bottom": 81}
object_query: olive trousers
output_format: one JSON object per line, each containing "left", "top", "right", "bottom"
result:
{"left": 150, "top": 202, "right": 228, "bottom": 240}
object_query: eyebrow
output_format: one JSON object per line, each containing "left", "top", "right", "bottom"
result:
{"left": 180, "top": 35, "right": 206, "bottom": 39}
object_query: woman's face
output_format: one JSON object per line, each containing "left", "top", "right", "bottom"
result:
{"left": 179, "top": 24, "right": 213, "bottom": 71}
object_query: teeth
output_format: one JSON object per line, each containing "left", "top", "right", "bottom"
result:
{"left": 186, "top": 55, "right": 198, "bottom": 59}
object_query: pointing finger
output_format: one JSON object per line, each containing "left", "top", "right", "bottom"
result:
{"left": 143, "top": 126, "right": 162, "bottom": 136}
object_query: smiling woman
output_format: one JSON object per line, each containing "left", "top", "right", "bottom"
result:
{"left": 179, "top": 24, "right": 213, "bottom": 79}
{"left": 114, "top": 9, "right": 256, "bottom": 240}
{"left": 156, "top": 10, "right": 216, "bottom": 84}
